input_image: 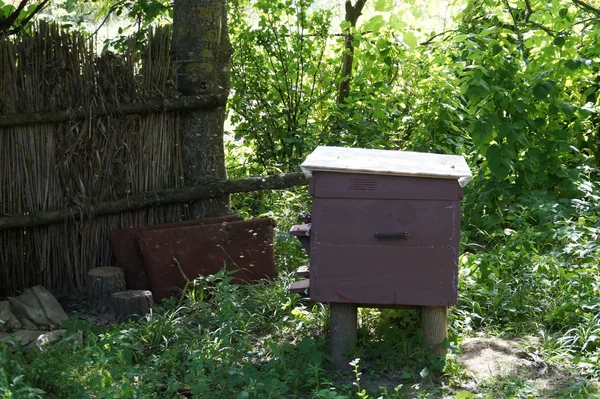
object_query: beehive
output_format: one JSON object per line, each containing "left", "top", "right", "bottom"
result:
{"left": 300, "top": 146, "right": 472, "bottom": 307}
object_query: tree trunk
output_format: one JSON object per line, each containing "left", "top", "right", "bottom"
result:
{"left": 337, "top": 0, "right": 367, "bottom": 105}
{"left": 172, "top": 0, "right": 232, "bottom": 218}
{"left": 87, "top": 267, "right": 126, "bottom": 313}
{"left": 112, "top": 290, "right": 154, "bottom": 322}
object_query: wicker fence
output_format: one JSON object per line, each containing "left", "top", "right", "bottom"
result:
{"left": 0, "top": 24, "right": 188, "bottom": 297}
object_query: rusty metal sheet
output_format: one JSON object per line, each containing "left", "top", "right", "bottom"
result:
{"left": 137, "top": 218, "right": 275, "bottom": 302}
{"left": 108, "top": 215, "right": 242, "bottom": 290}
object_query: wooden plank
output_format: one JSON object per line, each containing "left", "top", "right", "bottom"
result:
{"left": 288, "top": 279, "right": 310, "bottom": 294}
{"left": 312, "top": 172, "right": 460, "bottom": 200}
{"left": 289, "top": 223, "right": 311, "bottom": 237}
{"left": 311, "top": 198, "right": 461, "bottom": 248}
{"left": 295, "top": 265, "right": 310, "bottom": 278}
{"left": 137, "top": 219, "right": 275, "bottom": 302}
{"left": 309, "top": 245, "right": 458, "bottom": 306}
{"left": 301, "top": 146, "right": 472, "bottom": 186}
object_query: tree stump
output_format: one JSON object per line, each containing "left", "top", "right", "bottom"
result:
{"left": 87, "top": 267, "right": 126, "bottom": 313}
{"left": 112, "top": 290, "right": 154, "bottom": 322}
{"left": 420, "top": 306, "right": 448, "bottom": 357}
{"left": 330, "top": 303, "right": 358, "bottom": 373}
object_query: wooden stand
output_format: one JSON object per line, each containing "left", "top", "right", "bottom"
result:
{"left": 420, "top": 306, "right": 448, "bottom": 356}
{"left": 87, "top": 267, "right": 126, "bottom": 313}
{"left": 330, "top": 303, "right": 358, "bottom": 373}
{"left": 112, "top": 290, "right": 154, "bottom": 322}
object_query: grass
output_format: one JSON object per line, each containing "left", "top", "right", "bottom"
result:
{"left": 1, "top": 174, "right": 600, "bottom": 398}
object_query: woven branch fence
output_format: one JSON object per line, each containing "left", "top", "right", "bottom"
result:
{"left": 0, "top": 23, "right": 190, "bottom": 297}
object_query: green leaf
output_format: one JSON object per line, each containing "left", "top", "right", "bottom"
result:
{"left": 237, "top": 391, "right": 250, "bottom": 399}
{"left": 374, "top": 0, "right": 394, "bottom": 12}
{"left": 559, "top": 7, "right": 568, "bottom": 18}
{"left": 499, "top": 120, "right": 512, "bottom": 138}
{"left": 532, "top": 83, "right": 549, "bottom": 100}
{"left": 402, "top": 31, "right": 418, "bottom": 50}
{"left": 487, "top": 144, "right": 511, "bottom": 180}
{"left": 390, "top": 13, "right": 407, "bottom": 30}
{"left": 376, "top": 38, "right": 390, "bottom": 50}
{"left": 455, "top": 391, "right": 476, "bottom": 399}
{"left": 553, "top": 35, "right": 567, "bottom": 47}
{"left": 471, "top": 121, "right": 493, "bottom": 150}
{"left": 565, "top": 59, "right": 581, "bottom": 70}
{"left": 558, "top": 102, "right": 576, "bottom": 116}
{"left": 363, "top": 15, "right": 385, "bottom": 33}
{"left": 514, "top": 100, "right": 527, "bottom": 114}
{"left": 373, "top": 109, "right": 387, "bottom": 119}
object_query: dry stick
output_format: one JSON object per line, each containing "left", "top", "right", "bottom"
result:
{"left": 0, "top": 94, "right": 228, "bottom": 128}
{"left": 0, "top": 172, "right": 308, "bottom": 230}
{"left": 173, "top": 258, "right": 191, "bottom": 307}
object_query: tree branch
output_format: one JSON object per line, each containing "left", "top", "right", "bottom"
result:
{"left": 0, "top": 94, "right": 228, "bottom": 128}
{"left": 11, "top": 0, "right": 50, "bottom": 33}
{"left": 573, "top": 16, "right": 600, "bottom": 25}
{"left": 572, "top": 0, "right": 600, "bottom": 15}
{"left": 0, "top": 0, "right": 29, "bottom": 33}
{"left": 89, "top": 1, "right": 128, "bottom": 39}
{"left": 0, "top": 172, "right": 309, "bottom": 230}
{"left": 337, "top": 0, "right": 367, "bottom": 105}
{"left": 420, "top": 29, "right": 458, "bottom": 46}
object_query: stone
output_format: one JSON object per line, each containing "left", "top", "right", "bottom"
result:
{"left": 0, "top": 301, "right": 22, "bottom": 332}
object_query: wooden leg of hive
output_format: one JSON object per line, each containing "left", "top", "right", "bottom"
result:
{"left": 330, "top": 303, "right": 357, "bottom": 373}
{"left": 420, "top": 306, "right": 448, "bottom": 357}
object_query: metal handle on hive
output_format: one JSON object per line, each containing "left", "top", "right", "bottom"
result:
{"left": 373, "top": 232, "right": 409, "bottom": 239}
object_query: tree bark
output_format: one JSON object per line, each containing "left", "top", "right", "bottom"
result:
{"left": 112, "top": 290, "right": 154, "bottom": 322}
{"left": 0, "top": 172, "right": 308, "bottom": 230}
{"left": 337, "top": 0, "right": 367, "bottom": 105}
{"left": 172, "top": 0, "right": 232, "bottom": 219}
{"left": 87, "top": 267, "right": 126, "bottom": 313}
{"left": 0, "top": 94, "right": 228, "bottom": 128}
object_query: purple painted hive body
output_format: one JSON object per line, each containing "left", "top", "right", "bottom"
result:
{"left": 301, "top": 147, "right": 472, "bottom": 308}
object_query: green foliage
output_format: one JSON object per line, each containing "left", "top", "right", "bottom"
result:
{"left": 229, "top": 0, "right": 337, "bottom": 172}
{"left": 224, "top": 1, "right": 600, "bottom": 396}
{"left": 0, "top": 271, "right": 447, "bottom": 398}
{"left": 449, "top": 0, "right": 600, "bottom": 230}
{"left": 3, "top": 0, "right": 600, "bottom": 397}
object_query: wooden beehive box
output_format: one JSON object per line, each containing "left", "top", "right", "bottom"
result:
{"left": 301, "top": 146, "right": 472, "bottom": 307}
